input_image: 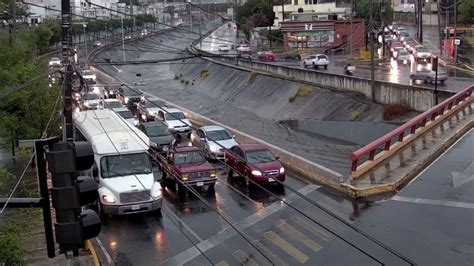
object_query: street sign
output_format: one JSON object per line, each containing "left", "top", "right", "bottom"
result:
{"left": 305, "top": 23, "right": 313, "bottom": 30}
{"left": 227, "top": 8, "right": 233, "bottom": 15}
{"left": 455, "top": 39, "right": 461, "bottom": 45}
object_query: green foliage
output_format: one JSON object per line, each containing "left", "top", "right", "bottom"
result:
{"left": 0, "top": 223, "right": 25, "bottom": 265}
{"left": 288, "top": 85, "right": 312, "bottom": 102}
{"left": 354, "top": 0, "right": 393, "bottom": 24}
{"left": 0, "top": 0, "right": 28, "bottom": 21}
{"left": 35, "top": 24, "right": 54, "bottom": 50}
{"left": 236, "top": 0, "right": 274, "bottom": 35}
{"left": 249, "top": 71, "right": 258, "bottom": 81}
{"left": 458, "top": 0, "right": 474, "bottom": 25}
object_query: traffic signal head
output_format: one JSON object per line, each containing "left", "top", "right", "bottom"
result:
{"left": 46, "top": 141, "right": 101, "bottom": 256}
{"left": 432, "top": 56, "right": 438, "bottom": 72}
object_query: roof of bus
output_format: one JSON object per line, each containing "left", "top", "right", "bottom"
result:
{"left": 73, "top": 109, "right": 149, "bottom": 155}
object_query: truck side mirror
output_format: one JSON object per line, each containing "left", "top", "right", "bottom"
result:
{"left": 92, "top": 167, "right": 99, "bottom": 179}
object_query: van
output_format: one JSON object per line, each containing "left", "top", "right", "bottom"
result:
{"left": 73, "top": 109, "right": 162, "bottom": 217}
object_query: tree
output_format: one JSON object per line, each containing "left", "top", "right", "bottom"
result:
{"left": 236, "top": 0, "right": 274, "bottom": 35}
{"left": 458, "top": 0, "right": 474, "bottom": 25}
{"left": 354, "top": 0, "right": 393, "bottom": 24}
{"left": 0, "top": 0, "right": 28, "bottom": 21}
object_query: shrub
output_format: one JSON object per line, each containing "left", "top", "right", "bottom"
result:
{"left": 185, "top": 80, "right": 190, "bottom": 85}
{"left": 174, "top": 75, "right": 179, "bottom": 80}
{"left": 296, "top": 85, "right": 312, "bottom": 97}
{"left": 249, "top": 72, "right": 258, "bottom": 81}
{"left": 200, "top": 69, "right": 209, "bottom": 77}
{"left": 288, "top": 95, "right": 297, "bottom": 102}
{"left": 383, "top": 104, "right": 410, "bottom": 120}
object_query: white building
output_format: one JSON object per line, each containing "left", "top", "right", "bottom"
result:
{"left": 272, "top": 0, "right": 351, "bottom": 28}
{"left": 23, "top": 0, "right": 61, "bottom": 25}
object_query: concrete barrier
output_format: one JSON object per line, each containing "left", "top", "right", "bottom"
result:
{"left": 208, "top": 57, "right": 452, "bottom": 112}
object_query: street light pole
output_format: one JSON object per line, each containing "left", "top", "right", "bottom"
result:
{"left": 121, "top": 17, "right": 125, "bottom": 62}
{"left": 83, "top": 23, "right": 88, "bottom": 66}
{"left": 369, "top": 0, "right": 375, "bottom": 102}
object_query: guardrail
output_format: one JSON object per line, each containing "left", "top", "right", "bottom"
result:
{"left": 349, "top": 84, "right": 473, "bottom": 177}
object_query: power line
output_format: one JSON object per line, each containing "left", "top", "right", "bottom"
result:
{"left": 0, "top": 71, "right": 53, "bottom": 99}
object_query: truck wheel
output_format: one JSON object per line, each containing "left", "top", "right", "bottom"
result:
{"left": 96, "top": 201, "right": 109, "bottom": 224}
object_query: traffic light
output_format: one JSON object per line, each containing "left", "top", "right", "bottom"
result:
{"left": 432, "top": 56, "right": 438, "bottom": 71}
{"left": 46, "top": 141, "right": 101, "bottom": 256}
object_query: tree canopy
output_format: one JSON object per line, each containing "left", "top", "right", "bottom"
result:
{"left": 235, "top": 0, "right": 274, "bottom": 34}
{"left": 458, "top": 0, "right": 474, "bottom": 25}
{"left": 354, "top": 0, "right": 393, "bottom": 24}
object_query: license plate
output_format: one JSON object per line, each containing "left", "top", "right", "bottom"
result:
{"left": 268, "top": 178, "right": 275, "bottom": 182}
{"left": 131, "top": 205, "right": 140, "bottom": 210}
{"left": 162, "top": 146, "right": 168, "bottom": 151}
{"left": 196, "top": 182, "right": 204, "bottom": 187}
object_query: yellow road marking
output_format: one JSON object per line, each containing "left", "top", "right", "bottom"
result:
{"left": 232, "top": 249, "right": 258, "bottom": 266}
{"left": 292, "top": 216, "right": 331, "bottom": 241}
{"left": 278, "top": 221, "right": 322, "bottom": 253}
{"left": 253, "top": 240, "right": 289, "bottom": 266}
{"left": 84, "top": 240, "right": 100, "bottom": 266}
{"left": 214, "top": 260, "right": 229, "bottom": 266}
{"left": 263, "top": 231, "right": 309, "bottom": 264}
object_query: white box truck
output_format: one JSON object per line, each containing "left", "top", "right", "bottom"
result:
{"left": 73, "top": 109, "right": 162, "bottom": 217}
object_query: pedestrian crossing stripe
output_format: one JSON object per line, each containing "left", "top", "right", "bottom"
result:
{"left": 232, "top": 249, "right": 258, "bottom": 266}
{"left": 263, "top": 231, "right": 309, "bottom": 263}
{"left": 278, "top": 220, "right": 322, "bottom": 253}
{"left": 291, "top": 216, "right": 332, "bottom": 241}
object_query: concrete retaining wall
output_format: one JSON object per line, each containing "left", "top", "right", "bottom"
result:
{"left": 196, "top": 55, "right": 452, "bottom": 112}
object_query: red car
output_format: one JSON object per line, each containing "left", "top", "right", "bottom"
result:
{"left": 224, "top": 144, "right": 285, "bottom": 186}
{"left": 257, "top": 51, "right": 275, "bottom": 61}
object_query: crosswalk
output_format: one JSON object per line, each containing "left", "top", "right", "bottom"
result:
{"left": 206, "top": 212, "right": 350, "bottom": 266}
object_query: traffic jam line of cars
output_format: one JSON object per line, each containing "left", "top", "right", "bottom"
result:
{"left": 386, "top": 22, "right": 448, "bottom": 85}
{"left": 71, "top": 77, "right": 286, "bottom": 219}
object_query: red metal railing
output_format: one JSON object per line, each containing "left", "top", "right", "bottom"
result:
{"left": 350, "top": 84, "right": 474, "bottom": 173}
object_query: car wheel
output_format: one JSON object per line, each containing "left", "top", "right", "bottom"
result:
{"left": 440, "top": 80, "right": 445, "bottom": 85}
{"left": 96, "top": 201, "right": 109, "bottom": 224}
{"left": 324, "top": 65, "right": 328, "bottom": 70}
{"left": 304, "top": 62, "right": 307, "bottom": 68}
{"left": 426, "top": 77, "right": 432, "bottom": 84}
{"left": 313, "top": 63, "right": 317, "bottom": 68}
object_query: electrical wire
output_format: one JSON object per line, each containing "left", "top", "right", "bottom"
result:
{"left": 0, "top": 71, "right": 53, "bottom": 99}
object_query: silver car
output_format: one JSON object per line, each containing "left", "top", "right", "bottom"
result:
{"left": 410, "top": 70, "right": 448, "bottom": 85}
{"left": 192, "top": 125, "right": 238, "bottom": 160}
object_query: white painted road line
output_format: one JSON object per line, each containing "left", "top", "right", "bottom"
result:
{"left": 391, "top": 196, "right": 474, "bottom": 209}
{"left": 163, "top": 184, "right": 321, "bottom": 266}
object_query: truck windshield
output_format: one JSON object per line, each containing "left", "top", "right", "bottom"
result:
{"left": 174, "top": 151, "right": 205, "bottom": 165}
{"left": 100, "top": 153, "right": 152, "bottom": 178}
{"left": 246, "top": 150, "right": 276, "bottom": 164}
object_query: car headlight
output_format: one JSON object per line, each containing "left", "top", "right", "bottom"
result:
{"left": 210, "top": 171, "right": 216, "bottom": 177}
{"left": 84, "top": 102, "right": 90, "bottom": 107}
{"left": 280, "top": 167, "right": 285, "bottom": 174}
{"left": 102, "top": 194, "right": 116, "bottom": 203}
{"left": 150, "top": 142, "right": 158, "bottom": 148}
{"left": 151, "top": 183, "right": 162, "bottom": 199}
{"left": 403, "top": 60, "right": 408, "bottom": 65}
{"left": 182, "top": 174, "right": 189, "bottom": 181}
{"left": 124, "top": 97, "right": 129, "bottom": 103}
{"left": 209, "top": 144, "right": 219, "bottom": 152}
{"left": 251, "top": 170, "right": 262, "bottom": 176}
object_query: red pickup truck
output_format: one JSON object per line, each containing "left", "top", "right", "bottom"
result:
{"left": 224, "top": 144, "right": 285, "bottom": 187}
{"left": 159, "top": 145, "right": 217, "bottom": 192}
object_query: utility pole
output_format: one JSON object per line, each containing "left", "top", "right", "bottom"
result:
{"left": 437, "top": 0, "right": 442, "bottom": 56}
{"left": 269, "top": 0, "right": 273, "bottom": 48}
{"left": 350, "top": 2, "right": 353, "bottom": 57}
{"left": 418, "top": 0, "right": 423, "bottom": 43}
{"left": 453, "top": 0, "right": 457, "bottom": 63}
{"left": 281, "top": 0, "right": 284, "bottom": 26}
{"left": 121, "top": 17, "right": 126, "bottom": 62}
{"left": 9, "top": 0, "right": 16, "bottom": 46}
{"left": 381, "top": 0, "right": 385, "bottom": 58}
{"left": 130, "top": 0, "right": 135, "bottom": 32}
{"left": 369, "top": 0, "right": 375, "bottom": 102}
{"left": 61, "top": 0, "right": 74, "bottom": 142}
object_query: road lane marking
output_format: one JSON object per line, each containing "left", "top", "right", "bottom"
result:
{"left": 253, "top": 240, "right": 289, "bottom": 266}
{"left": 164, "top": 184, "right": 320, "bottom": 266}
{"left": 278, "top": 220, "right": 322, "bottom": 253}
{"left": 232, "top": 249, "right": 258, "bottom": 266}
{"left": 214, "top": 260, "right": 229, "bottom": 266}
{"left": 317, "top": 201, "right": 355, "bottom": 224}
{"left": 291, "top": 216, "right": 331, "bottom": 241}
{"left": 391, "top": 196, "right": 474, "bottom": 209}
{"left": 263, "top": 231, "right": 309, "bottom": 264}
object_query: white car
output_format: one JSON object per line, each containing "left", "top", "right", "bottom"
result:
{"left": 81, "top": 93, "right": 103, "bottom": 110}
{"left": 81, "top": 70, "right": 96, "bottom": 84}
{"left": 302, "top": 54, "right": 329, "bottom": 69}
{"left": 93, "top": 41, "right": 102, "bottom": 48}
{"left": 236, "top": 44, "right": 250, "bottom": 53}
{"left": 192, "top": 125, "right": 238, "bottom": 160}
{"left": 157, "top": 108, "right": 192, "bottom": 134}
{"left": 113, "top": 108, "right": 139, "bottom": 126}
{"left": 218, "top": 45, "right": 231, "bottom": 52}
{"left": 49, "top": 57, "right": 61, "bottom": 67}
{"left": 141, "top": 29, "right": 149, "bottom": 36}
{"left": 415, "top": 46, "right": 431, "bottom": 59}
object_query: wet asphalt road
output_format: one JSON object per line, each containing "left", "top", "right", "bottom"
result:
{"left": 202, "top": 23, "right": 474, "bottom": 93}
{"left": 90, "top": 25, "right": 474, "bottom": 265}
